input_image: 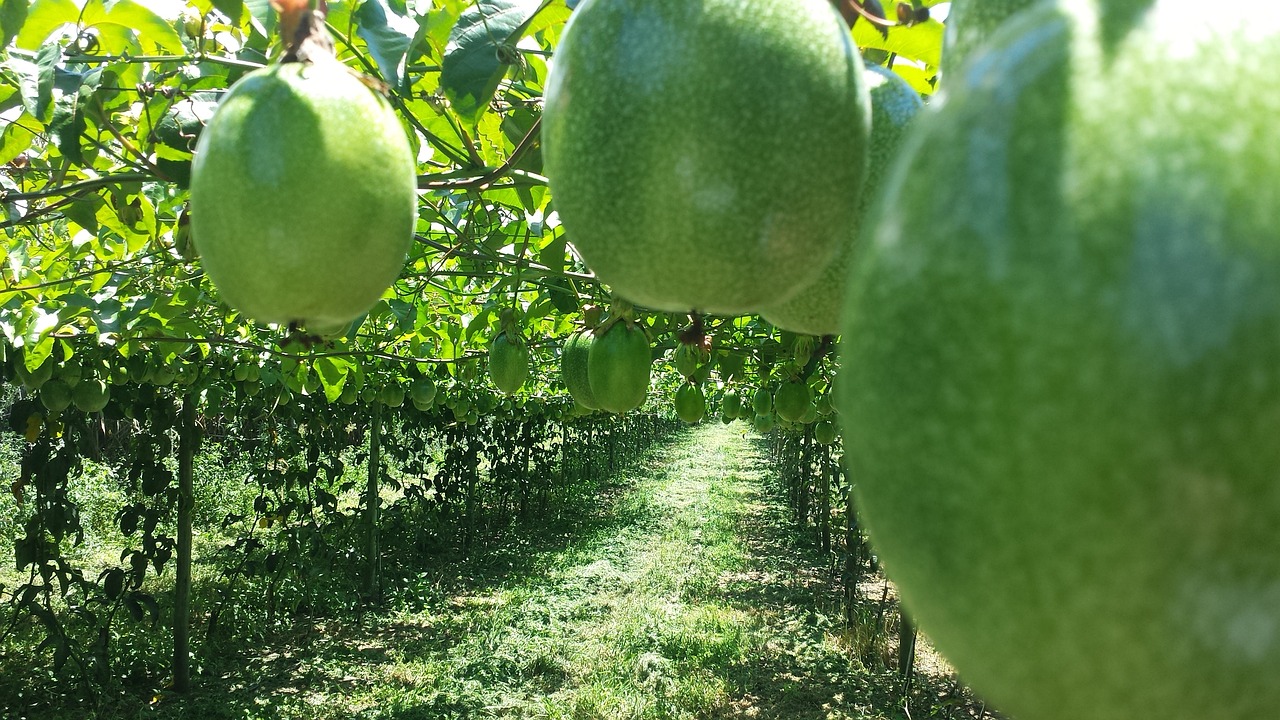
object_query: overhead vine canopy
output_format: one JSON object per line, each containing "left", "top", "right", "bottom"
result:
{"left": 0, "top": 0, "right": 945, "bottom": 395}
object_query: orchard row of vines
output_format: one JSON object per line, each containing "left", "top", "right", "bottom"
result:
{"left": 1, "top": 0, "right": 949, "bottom": 711}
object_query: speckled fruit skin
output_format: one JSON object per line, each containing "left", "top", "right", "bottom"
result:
{"left": 772, "top": 379, "right": 811, "bottom": 423}
{"left": 562, "top": 331, "right": 599, "bottom": 410}
{"left": 839, "top": 4, "right": 1280, "bottom": 720}
{"left": 939, "top": 0, "right": 1039, "bottom": 81}
{"left": 761, "top": 64, "right": 920, "bottom": 336}
{"left": 190, "top": 60, "right": 415, "bottom": 329}
{"left": 488, "top": 333, "right": 529, "bottom": 395}
{"left": 674, "top": 383, "right": 706, "bottom": 423}
{"left": 542, "top": 0, "right": 870, "bottom": 315}
{"left": 588, "top": 322, "right": 651, "bottom": 414}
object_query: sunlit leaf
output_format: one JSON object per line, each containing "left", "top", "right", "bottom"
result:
{"left": 440, "top": 0, "right": 544, "bottom": 126}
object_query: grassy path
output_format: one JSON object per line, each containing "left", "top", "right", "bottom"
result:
{"left": 155, "top": 423, "right": 946, "bottom": 720}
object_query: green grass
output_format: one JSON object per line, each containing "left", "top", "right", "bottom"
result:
{"left": 4, "top": 423, "right": 989, "bottom": 720}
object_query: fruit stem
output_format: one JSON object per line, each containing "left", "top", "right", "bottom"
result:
{"left": 272, "top": 0, "right": 335, "bottom": 63}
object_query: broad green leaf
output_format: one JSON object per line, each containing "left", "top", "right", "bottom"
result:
{"left": 888, "top": 61, "right": 937, "bottom": 96}
{"left": 14, "top": 0, "right": 76, "bottom": 50}
{"left": 0, "top": 110, "right": 38, "bottom": 165}
{"left": 1, "top": 0, "right": 28, "bottom": 49}
{"left": 354, "top": 0, "right": 418, "bottom": 89}
{"left": 15, "top": 42, "right": 60, "bottom": 123}
{"left": 440, "top": 0, "right": 544, "bottom": 126}
{"left": 314, "top": 355, "right": 354, "bottom": 402}
{"left": 104, "top": 0, "right": 186, "bottom": 53}
{"left": 854, "top": 17, "right": 944, "bottom": 70}
{"left": 211, "top": 0, "right": 244, "bottom": 25}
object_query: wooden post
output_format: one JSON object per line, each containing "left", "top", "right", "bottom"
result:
{"left": 364, "top": 403, "right": 383, "bottom": 602}
{"left": 898, "top": 609, "right": 918, "bottom": 695}
{"left": 173, "top": 393, "right": 197, "bottom": 692}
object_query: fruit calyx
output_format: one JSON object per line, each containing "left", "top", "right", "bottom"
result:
{"left": 272, "top": 0, "right": 335, "bottom": 64}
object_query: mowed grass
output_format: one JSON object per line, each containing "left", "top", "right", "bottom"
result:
{"left": 46, "top": 423, "right": 982, "bottom": 720}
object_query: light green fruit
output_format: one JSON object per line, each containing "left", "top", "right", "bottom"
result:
{"left": 752, "top": 413, "right": 774, "bottom": 433}
{"left": 190, "top": 58, "right": 415, "bottom": 329}
{"left": 752, "top": 387, "right": 772, "bottom": 416}
{"left": 816, "top": 393, "right": 834, "bottom": 416}
{"left": 57, "top": 361, "right": 83, "bottom": 388}
{"left": 488, "top": 333, "right": 530, "bottom": 395}
{"left": 72, "top": 378, "right": 110, "bottom": 413}
{"left": 543, "top": 0, "right": 871, "bottom": 314}
{"left": 379, "top": 384, "right": 405, "bottom": 408}
{"left": 588, "top": 322, "right": 651, "bottom": 414}
{"left": 840, "top": 4, "right": 1280, "bottom": 720}
{"left": 721, "top": 390, "right": 742, "bottom": 419}
{"left": 814, "top": 420, "right": 837, "bottom": 445}
{"left": 410, "top": 376, "right": 437, "bottom": 408}
{"left": 774, "top": 380, "right": 812, "bottom": 423}
{"left": 673, "top": 383, "right": 705, "bottom": 424}
{"left": 39, "top": 380, "right": 72, "bottom": 414}
{"left": 760, "top": 64, "right": 921, "bottom": 336}
{"left": 799, "top": 402, "right": 818, "bottom": 425}
{"left": 673, "top": 343, "right": 699, "bottom": 378}
{"left": 561, "top": 330, "right": 599, "bottom": 410}
{"left": 340, "top": 384, "right": 358, "bottom": 405}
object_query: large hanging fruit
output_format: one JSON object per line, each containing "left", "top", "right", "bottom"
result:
{"left": 189, "top": 8, "right": 416, "bottom": 332}
{"left": 543, "top": 0, "right": 871, "bottom": 315}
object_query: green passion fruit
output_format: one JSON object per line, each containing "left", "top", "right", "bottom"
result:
{"left": 773, "top": 379, "right": 813, "bottom": 424}
{"left": 561, "top": 331, "right": 599, "bottom": 410}
{"left": 760, "top": 64, "right": 921, "bottom": 336}
{"left": 588, "top": 322, "right": 651, "bottom": 414}
{"left": 488, "top": 333, "right": 530, "bottom": 395}
{"left": 840, "top": 4, "right": 1280, "bottom": 720}
{"left": 673, "top": 383, "right": 706, "bottom": 424}
{"left": 543, "top": 0, "right": 871, "bottom": 314}
{"left": 72, "top": 378, "right": 111, "bottom": 413}
{"left": 190, "top": 59, "right": 416, "bottom": 331}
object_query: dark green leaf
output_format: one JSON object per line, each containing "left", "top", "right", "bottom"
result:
{"left": 355, "top": 0, "right": 418, "bottom": 89}
{"left": 15, "top": 41, "right": 60, "bottom": 123}
{"left": 1, "top": 0, "right": 28, "bottom": 49}
{"left": 101, "top": 568, "right": 124, "bottom": 599}
{"left": 441, "top": 0, "right": 543, "bottom": 126}
{"left": 49, "top": 98, "right": 86, "bottom": 166}
{"left": 211, "top": 0, "right": 244, "bottom": 25}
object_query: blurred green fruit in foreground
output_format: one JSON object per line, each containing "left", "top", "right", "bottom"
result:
{"left": 840, "top": 4, "right": 1280, "bottom": 720}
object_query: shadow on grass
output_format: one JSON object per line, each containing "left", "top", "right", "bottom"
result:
{"left": 0, "top": 432, "right": 684, "bottom": 720}
{"left": 694, "top": 434, "right": 996, "bottom": 720}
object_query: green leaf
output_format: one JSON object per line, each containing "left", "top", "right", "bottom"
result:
{"left": 49, "top": 97, "right": 86, "bottom": 166}
{"left": 355, "top": 0, "right": 418, "bottom": 89}
{"left": 441, "top": 0, "right": 543, "bottom": 126}
{"left": 14, "top": 0, "right": 75, "bottom": 50}
{"left": 104, "top": 0, "right": 186, "bottom": 54}
{"left": 854, "top": 17, "right": 944, "bottom": 70}
{"left": 211, "top": 0, "right": 244, "bottom": 25}
{"left": 15, "top": 42, "right": 60, "bottom": 123}
{"left": 0, "top": 111, "right": 38, "bottom": 165}
{"left": 1, "top": 0, "right": 28, "bottom": 49}
{"left": 313, "top": 356, "right": 354, "bottom": 402}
